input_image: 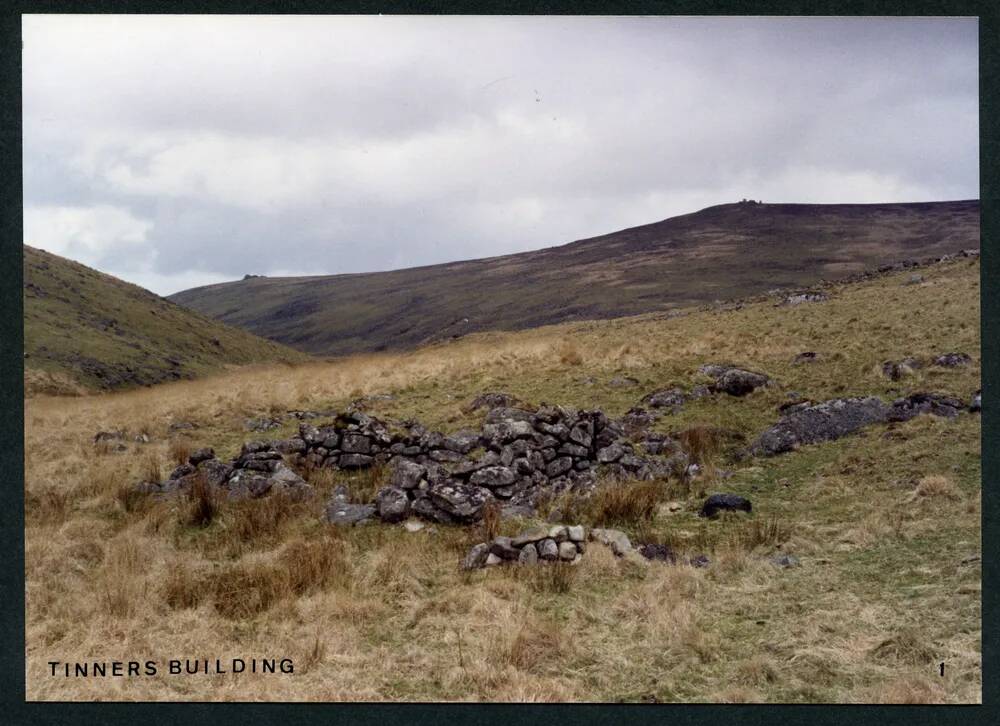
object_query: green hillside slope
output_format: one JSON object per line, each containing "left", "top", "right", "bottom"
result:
{"left": 23, "top": 245, "right": 310, "bottom": 394}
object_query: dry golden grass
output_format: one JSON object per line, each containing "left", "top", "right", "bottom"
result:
{"left": 911, "top": 474, "right": 961, "bottom": 501}
{"left": 23, "top": 259, "right": 981, "bottom": 702}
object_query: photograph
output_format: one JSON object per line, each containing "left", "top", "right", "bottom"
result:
{"left": 19, "top": 13, "right": 981, "bottom": 702}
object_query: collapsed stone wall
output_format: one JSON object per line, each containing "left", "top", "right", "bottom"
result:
{"left": 133, "top": 357, "right": 980, "bottom": 527}
{"left": 299, "top": 403, "right": 691, "bottom": 526}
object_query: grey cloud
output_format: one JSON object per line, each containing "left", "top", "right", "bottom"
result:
{"left": 22, "top": 15, "right": 978, "bottom": 295}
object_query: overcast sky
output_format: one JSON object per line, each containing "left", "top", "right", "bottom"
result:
{"left": 22, "top": 15, "right": 978, "bottom": 296}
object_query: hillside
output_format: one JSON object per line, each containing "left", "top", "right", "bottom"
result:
{"left": 169, "top": 200, "right": 980, "bottom": 356}
{"left": 23, "top": 245, "right": 310, "bottom": 394}
{"left": 25, "top": 255, "right": 981, "bottom": 702}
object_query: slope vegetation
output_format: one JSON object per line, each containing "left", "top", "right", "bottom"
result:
{"left": 23, "top": 245, "right": 310, "bottom": 394}
{"left": 25, "top": 255, "right": 980, "bottom": 702}
{"left": 170, "top": 200, "right": 979, "bottom": 356}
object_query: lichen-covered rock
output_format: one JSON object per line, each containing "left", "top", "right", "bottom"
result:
{"left": 596, "top": 443, "right": 624, "bottom": 463}
{"left": 699, "top": 493, "right": 752, "bottom": 518}
{"left": 462, "top": 542, "right": 490, "bottom": 570}
{"left": 470, "top": 466, "right": 517, "bottom": 489}
{"left": 427, "top": 482, "right": 491, "bottom": 522}
{"left": 749, "top": 396, "right": 890, "bottom": 456}
{"left": 376, "top": 486, "right": 410, "bottom": 523}
{"left": 188, "top": 447, "right": 215, "bottom": 465}
{"left": 546, "top": 457, "right": 573, "bottom": 478}
{"left": 714, "top": 368, "right": 770, "bottom": 396}
{"left": 641, "top": 387, "right": 687, "bottom": 410}
{"left": 325, "top": 499, "right": 376, "bottom": 526}
{"left": 339, "top": 453, "right": 374, "bottom": 468}
{"left": 389, "top": 458, "right": 426, "bottom": 489}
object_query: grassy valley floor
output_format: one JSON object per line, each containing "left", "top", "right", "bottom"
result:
{"left": 24, "top": 257, "right": 980, "bottom": 702}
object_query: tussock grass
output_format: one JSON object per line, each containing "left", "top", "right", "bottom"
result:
{"left": 912, "top": 474, "right": 961, "bottom": 501}
{"left": 585, "top": 479, "right": 665, "bottom": 527}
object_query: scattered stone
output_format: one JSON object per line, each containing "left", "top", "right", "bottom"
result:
{"left": 621, "top": 407, "right": 659, "bottom": 434}
{"left": 641, "top": 387, "right": 687, "bottom": 410}
{"left": 188, "top": 447, "right": 215, "bottom": 465}
{"left": 518, "top": 543, "right": 539, "bottom": 565}
{"left": 93, "top": 430, "right": 126, "bottom": 444}
{"left": 888, "top": 392, "right": 965, "bottom": 421}
{"left": 904, "top": 273, "right": 924, "bottom": 285}
{"left": 782, "top": 291, "right": 828, "bottom": 306}
{"left": 428, "top": 482, "right": 490, "bottom": 522}
{"left": 688, "top": 554, "right": 711, "bottom": 568}
{"left": 714, "top": 368, "right": 770, "bottom": 396}
{"left": 699, "top": 493, "right": 752, "bottom": 518}
{"left": 933, "top": 352, "right": 971, "bottom": 367}
{"left": 485, "top": 553, "right": 503, "bottom": 567}
{"left": 589, "top": 528, "right": 632, "bottom": 556}
{"left": 512, "top": 526, "right": 550, "bottom": 546}
{"left": 403, "top": 520, "right": 425, "bottom": 533}
{"left": 970, "top": 390, "right": 981, "bottom": 413}
{"left": 548, "top": 525, "right": 569, "bottom": 542}
{"left": 538, "top": 538, "right": 559, "bottom": 560}
{"left": 770, "top": 553, "right": 800, "bottom": 568}
{"left": 466, "top": 392, "right": 524, "bottom": 412}
{"left": 244, "top": 416, "right": 282, "bottom": 432}
{"left": 638, "top": 543, "right": 676, "bottom": 562}
{"left": 376, "top": 486, "right": 410, "bottom": 523}
{"left": 325, "top": 500, "right": 376, "bottom": 526}
{"left": 881, "top": 358, "right": 922, "bottom": 381}
{"left": 558, "top": 541, "right": 578, "bottom": 560}
{"left": 490, "top": 536, "right": 521, "bottom": 561}
{"left": 792, "top": 351, "right": 818, "bottom": 364}
{"left": 609, "top": 376, "right": 640, "bottom": 387}
{"left": 339, "top": 453, "right": 375, "bottom": 468}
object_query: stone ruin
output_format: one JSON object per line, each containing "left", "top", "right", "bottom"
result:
{"left": 302, "top": 402, "right": 692, "bottom": 526}
{"left": 463, "top": 524, "right": 589, "bottom": 569}
{"left": 132, "top": 359, "right": 980, "bottom": 536}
